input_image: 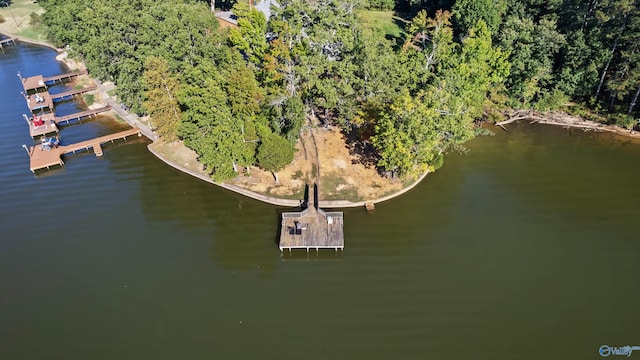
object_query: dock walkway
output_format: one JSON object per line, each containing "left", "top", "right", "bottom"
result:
{"left": 25, "top": 86, "right": 98, "bottom": 113}
{"left": 54, "top": 106, "right": 111, "bottom": 124}
{"left": 26, "top": 106, "right": 112, "bottom": 137}
{"left": 44, "top": 70, "right": 88, "bottom": 84}
{"left": 20, "top": 70, "right": 88, "bottom": 92}
{"left": 51, "top": 85, "right": 97, "bottom": 102}
{"left": 27, "top": 127, "right": 142, "bottom": 172}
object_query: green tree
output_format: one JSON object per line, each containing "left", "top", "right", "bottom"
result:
{"left": 177, "top": 61, "right": 252, "bottom": 182}
{"left": 404, "top": 10, "right": 455, "bottom": 76}
{"left": 372, "top": 91, "right": 439, "bottom": 178}
{"left": 270, "top": 0, "right": 362, "bottom": 125}
{"left": 143, "top": 56, "right": 182, "bottom": 141}
{"left": 228, "top": 2, "right": 268, "bottom": 66}
{"left": 452, "top": 0, "right": 507, "bottom": 34}
{"left": 498, "top": 16, "right": 565, "bottom": 107}
{"left": 256, "top": 128, "right": 295, "bottom": 183}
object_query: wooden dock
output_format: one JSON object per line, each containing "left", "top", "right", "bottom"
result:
{"left": 19, "top": 70, "right": 88, "bottom": 92}
{"left": 25, "top": 91, "right": 54, "bottom": 112}
{"left": 44, "top": 70, "right": 88, "bottom": 84}
{"left": 279, "top": 184, "right": 344, "bottom": 252}
{"left": 51, "top": 85, "right": 97, "bottom": 102}
{"left": 0, "top": 36, "right": 17, "bottom": 50}
{"left": 24, "top": 86, "right": 98, "bottom": 113}
{"left": 25, "top": 113, "right": 59, "bottom": 137}
{"left": 24, "top": 106, "right": 111, "bottom": 137}
{"left": 54, "top": 106, "right": 111, "bottom": 124}
{"left": 27, "top": 127, "right": 142, "bottom": 172}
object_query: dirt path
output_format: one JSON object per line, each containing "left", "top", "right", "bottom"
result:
{"left": 0, "top": 0, "right": 48, "bottom": 43}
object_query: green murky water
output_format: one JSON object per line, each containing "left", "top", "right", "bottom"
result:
{"left": 1, "top": 44, "right": 639, "bottom": 360}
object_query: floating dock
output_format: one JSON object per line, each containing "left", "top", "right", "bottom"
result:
{"left": 53, "top": 106, "right": 111, "bottom": 124}
{"left": 25, "top": 91, "right": 54, "bottom": 112}
{"left": 25, "top": 113, "right": 59, "bottom": 137}
{"left": 24, "top": 86, "right": 98, "bottom": 113}
{"left": 19, "top": 70, "right": 89, "bottom": 93}
{"left": 26, "top": 127, "right": 142, "bottom": 172}
{"left": 279, "top": 184, "right": 344, "bottom": 252}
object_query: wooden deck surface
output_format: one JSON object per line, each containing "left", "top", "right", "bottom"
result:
{"left": 20, "top": 75, "right": 46, "bottom": 92}
{"left": 44, "top": 70, "right": 88, "bottom": 83}
{"left": 21, "top": 70, "right": 89, "bottom": 92}
{"left": 25, "top": 92, "right": 54, "bottom": 112}
{"left": 54, "top": 106, "right": 111, "bottom": 124}
{"left": 279, "top": 208, "right": 344, "bottom": 250}
{"left": 279, "top": 185, "right": 344, "bottom": 251}
{"left": 28, "top": 113, "right": 59, "bottom": 137}
{"left": 28, "top": 127, "right": 141, "bottom": 172}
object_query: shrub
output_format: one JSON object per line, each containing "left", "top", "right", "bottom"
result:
{"left": 612, "top": 114, "right": 636, "bottom": 129}
{"left": 29, "top": 12, "right": 42, "bottom": 25}
{"left": 362, "top": 0, "right": 395, "bottom": 10}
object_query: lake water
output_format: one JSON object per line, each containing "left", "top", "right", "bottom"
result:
{"left": 1, "top": 44, "right": 639, "bottom": 360}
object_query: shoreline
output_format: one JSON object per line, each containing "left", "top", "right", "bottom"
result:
{"left": 12, "top": 36, "right": 430, "bottom": 209}
{"left": 12, "top": 39, "right": 637, "bottom": 208}
{"left": 148, "top": 140, "right": 432, "bottom": 209}
{"left": 496, "top": 110, "right": 640, "bottom": 139}
{"left": 0, "top": 31, "right": 62, "bottom": 52}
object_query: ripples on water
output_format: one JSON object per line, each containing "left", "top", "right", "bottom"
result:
{"left": 1, "top": 45, "right": 640, "bottom": 360}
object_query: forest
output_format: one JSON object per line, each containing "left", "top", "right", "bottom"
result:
{"left": 37, "top": 0, "right": 640, "bottom": 181}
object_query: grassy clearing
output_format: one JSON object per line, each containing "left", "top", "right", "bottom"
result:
{"left": 0, "top": 0, "right": 48, "bottom": 42}
{"left": 265, "top": 186, "right": 306, "bottom": 200}
{"left": 83, "top": 94, "right": 95, "bottom": 106}
{"left": 321, "top": 174, "right": 362, "bottom": 202}
{"left": 357, "top": 10, "right": 405, "bottom": 40}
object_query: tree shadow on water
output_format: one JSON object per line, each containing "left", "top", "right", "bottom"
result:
{"left": 134, "top": 154, "right": 281, "bottom": 277}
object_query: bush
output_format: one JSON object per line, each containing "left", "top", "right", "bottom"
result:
{"left": 0, "top": 15, "right": 5, "bottom": 24}
{"left": 612, "top": 114, "right": 636, "bottom": 129}
{"left": 362, "top": 0, "right": 395, "bottom": 10}
{"left": 29, "top": 12, "right": 42, "bottom": 26}
{"left": 534, "top": 89, "right": 569, "bottom": 112}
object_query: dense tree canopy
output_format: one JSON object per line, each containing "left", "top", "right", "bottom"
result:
{"left": 39, "top": 0, "right": 640, "bottom": 181}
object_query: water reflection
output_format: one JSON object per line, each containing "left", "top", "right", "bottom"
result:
{"left": 4, "top": 43, "right": 640, "bottom": 360}
{"left": 468, "top": 123, "right": 640, "bottom": 227}
{"left": 132, "top": 150, "right": 281, "bottom": 274}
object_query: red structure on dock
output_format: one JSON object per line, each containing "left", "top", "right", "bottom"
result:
{"left": 25, "top": 113, "right": 59, "bottom": 137}
{"left": 25, "top": 106, "right": 113, "bottom": 137}
{"left": 19, "top": 70, "right": 145, "bottom": 173}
